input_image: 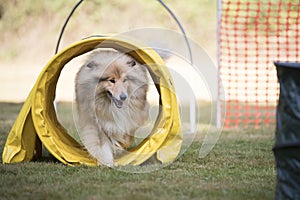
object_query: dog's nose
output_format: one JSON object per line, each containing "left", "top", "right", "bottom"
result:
{"left": 119, "top": 92, "right": 127, "bottom": 101}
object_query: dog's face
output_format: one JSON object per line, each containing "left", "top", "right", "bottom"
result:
{"left": 88, "top": 54, "right": 143, "bottom": 109}
{"left": 77, "top": 51, "right": 148, "bottom": 110}
{"left": 98, "top": 60, "right": 136, "bottom": 108}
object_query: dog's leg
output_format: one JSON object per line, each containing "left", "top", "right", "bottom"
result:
{"left": 80, "top": 125, "right": 114, "bottom": 167}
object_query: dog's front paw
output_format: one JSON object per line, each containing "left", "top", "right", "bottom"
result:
{"left": 98, "top": 159, "right": 114, "bottom": 168}
{"left": 97, "top": 149, "right": 114, "bottom": 168}
{"left": 92, "top": 140, "right": 115, "bottom": 167}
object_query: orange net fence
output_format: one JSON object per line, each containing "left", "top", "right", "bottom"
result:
{"left": 217, "top": 0, "right": 300, "bottom": 128}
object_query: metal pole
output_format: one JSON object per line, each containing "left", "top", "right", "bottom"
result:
{"left": 216, "top": 0, "right": 222, "bottom": 129}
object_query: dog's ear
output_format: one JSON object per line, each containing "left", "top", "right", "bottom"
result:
{"left": 86, "top": 61, "right": 97, "bottom": 68}
{"left": 127, "top": 60, "right": 136, "bottom": 67}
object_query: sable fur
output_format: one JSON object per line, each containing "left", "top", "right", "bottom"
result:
{"left": 75, "top": 49, "right": 149, "bottom": 166}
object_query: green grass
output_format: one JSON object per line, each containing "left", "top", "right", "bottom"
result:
{"left": 0, "top": 102, "right": 276, "bottom": 200}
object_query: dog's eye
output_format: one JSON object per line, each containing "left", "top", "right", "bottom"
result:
{"left": 123, "top": 78, "right": 127, "bottom": 82}
{"left": 127, "top": 60, "right": 136, "bottom": 67}
{"left": 109, "top": 79, "right": 115, "bottom": 83}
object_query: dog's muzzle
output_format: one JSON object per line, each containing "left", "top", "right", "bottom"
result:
{"left": 107, "top": 92, "right": 127, "bottom": 108}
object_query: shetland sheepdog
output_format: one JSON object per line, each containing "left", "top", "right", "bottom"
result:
{"left": 75, "top": 49, "right": 149, "bottom": 166}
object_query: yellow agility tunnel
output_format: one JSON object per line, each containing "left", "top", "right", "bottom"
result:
{"left": 2, "top": 36, "right": 182, "bottom": 166}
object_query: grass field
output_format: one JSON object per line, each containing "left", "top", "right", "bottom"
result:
{"left": 0, "top": 102, "right": 276, "bottom": 200}
{"left": 0, "top": 2, "right": 277, "bottom": 198}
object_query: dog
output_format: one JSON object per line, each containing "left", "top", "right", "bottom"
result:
{"left": 75, "top": 49, "right": 149, "bottom": 167}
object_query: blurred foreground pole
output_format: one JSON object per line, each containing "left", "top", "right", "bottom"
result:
{"left": 274, "top": 62, "right": 300, "bottom": 200}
